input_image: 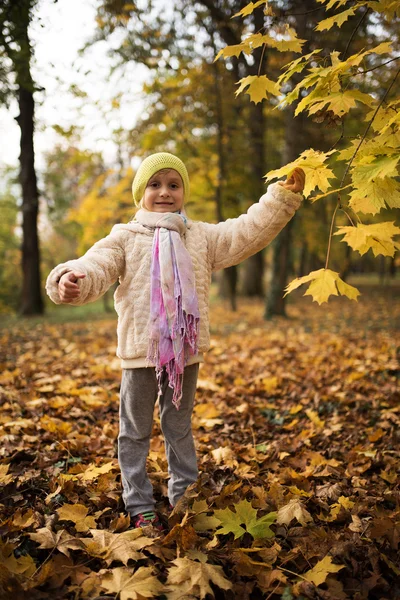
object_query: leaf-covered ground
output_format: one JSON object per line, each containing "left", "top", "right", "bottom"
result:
{"left": 0, "top": 284, "right": 399, "bottom": 599}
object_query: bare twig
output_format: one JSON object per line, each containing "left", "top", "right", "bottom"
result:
{"left": 342, "top": 7, "right": 370, "bottom": 61}
{"left": 325, "top": 203, "right": 339, "bottom": 269}
{"left": 356, "top": 55, "right": 400, "bottom": 75}
{"left": 258, "top": 43, "right": 267, "bottom": 77}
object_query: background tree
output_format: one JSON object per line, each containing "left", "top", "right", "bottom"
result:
{"left": 0, "top": 0, "right": 43, "bottom": 315}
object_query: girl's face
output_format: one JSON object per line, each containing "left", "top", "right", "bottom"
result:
{"left": 143, "top": 169, "right": 184, "bottom": 213}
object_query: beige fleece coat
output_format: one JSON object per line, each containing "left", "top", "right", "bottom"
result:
{"left": 46, "top": 182, "right": 302, "bottom": 368}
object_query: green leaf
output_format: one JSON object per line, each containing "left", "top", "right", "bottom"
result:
{"left": 214, "top": 499, "right": 277, "bottom": 540}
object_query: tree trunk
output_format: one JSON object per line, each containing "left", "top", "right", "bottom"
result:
{"left": 298, "top": 242, "right": 308, "bottom": 277}
{"left": 241, "top": 1, "right": 267, "bottom": 296}
{"left": 264, "top": 1, "right": 309, "bottom": 318}
{"left": 265, "top": 217, "right": 295, "bottom": 318}
{"left": 212, "top": 54, "right": 238, "bottom": 310}
{"left": 17, "top": 5, "right": 43, "bottom": 316}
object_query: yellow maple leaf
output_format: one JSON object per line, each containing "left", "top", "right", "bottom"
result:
{"left": 316, "top": 0, "right": 349, "bottom": 9}
{"left": 354, "top": 154, "right": 400, "bottom": 181}
{"left": 0, "top": 540, "right": 36, "bottom": 577}
{"left": 56, "top": 503, "right": 97, "bottom": 533}
{"left": 245, "top": 29, "right": 306, "bottom": 53}
{"left": 307, "top": 89, "right": 373, "bottom": 117}
{"left": 349, "top": 176, "right": 400, "bottom": 214}
{"left": 233, "top": 0, "right": 267, "bottom": 18}
{"left": 334, "top": 222, "right": 400, "bottom": 257}
{"left": 284, "top": 269, "right": 360, "bottom": 305}
{"left": 305, "top": 408, "right": 325, "bottom": 429}
{"left": 264, "top": 148, "right": 336, "bottom": 197}
{"left": 0, "top": 464, "right": 13, "bottom": 485}
{"left": 80, "top": 460, "right": 117, "bottom": 481}
{"left": 235, "top": 75, "right": 279, "bottom": 103}
{"left": 29, "top": 527, "right": 84, "bottom": 557}
{"left": 81, "top": 529, "right": 154, "bottom": 566}
{"left": 303, "top": 555, "right": 344, "bottom": 586}
{"left": 214, "top": 42, "right": 251, "bottom": 62}
{"left": 276, "top": 498, "right": 313, "bottom": 526}
{"left": 100, "top": 566, "right": 165, "bottom": 599}
{"left": 166, "top": 556, "right": 233, "bottom": 599}
{"left": 315, "top": 6, "right": 357, "bottom": 31}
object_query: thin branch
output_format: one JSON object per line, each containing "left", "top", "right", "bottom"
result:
{"left": 279, "top": 7, "right": 323, "bottom": 17}
{"left": 340, "top": 207, "right": 356, "bottom": 227}
{"left": 258, "top": 43, "right": 267, "bottom": 77}
{"left": 325, "top": 203, "right": 339, "bottom": 269}
{"left": 340, "top": 66, "right": 400, "bottom": 188}
{"left": 327, "top": 119, "right": 345, "bottom": 153}
{"left": 342, "top": 7, "right": 370, "bottom": 61}
{"left": 356, "top": 55, "right": 400, "bottom": 75}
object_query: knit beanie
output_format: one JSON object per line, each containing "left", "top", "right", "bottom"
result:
{"left": 132, "top": 152, "right": 190, "bottom": 206}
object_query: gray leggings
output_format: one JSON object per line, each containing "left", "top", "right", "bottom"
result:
{"left": 118, "top": 363, "right": 199, "bottom": 516}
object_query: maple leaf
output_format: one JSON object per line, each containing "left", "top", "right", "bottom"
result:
{"left": 354, "top": 154, "right": 400, "bottom": 181}
{"left": 233, "top": 0, "right": 267, "bottom": 18}
{"left": 334, "top": 222, "right": 400, "bottom": 258}
{"left": 303, "top": 555, "right": 344, "bottom": 586}
{"left": 99, "top": 566, "right": 165, "bottom": 599}
{"left": 284, "top": 269, "right": 360, "bottom": 304}
{"left": 56, "top": 503, "right": 97, "bottom": 532}
{"left": 79, "top": 461, "right": 117, "bottom": 481}
{"left": 211, "top": 446, "right": 238, "bottom": 468}
{"left": 276, "top": 498, "right": 313, "bottom": 526}
{"left": 166, "top": 556, "right": 232, "bottom": 600}
{"left": 192, "top": 500, "right": 221, "bottom": 532}
{"left": 264, "top": 148, "right": 336, "bottom": 197}
{"left": 29, "top": 527, "right": 84, "bottom": 557}
{"left": 214, "top": 499, "right": 277, "bottom": 539}
{"left": 80, "top": 529, "right": 154, "bottom": 566}
{"left": 278, "top": 49, "right": 323, "bottom": 84}
{"left": 214, "top": 42, "right": 251, "bottom": 61}
{"left": 306, "top": 89, "right": 373, "bottom": 117}
{"left": 235, "top": 75, "right": 279, "bottom": 103}
{"left": 0, "top": 540, "right": 36, "bottom": 577}
{"left": 315, "top": 6, "right": 357, "bottom": 31}
{"left": 349, "top": 176, "right": 400, "bottom": 214}
{"left": 0, "top": 464, "right": 13, "bottom": 485}
{"left": 305, "top": 408, "right": 325, "bottom": 429}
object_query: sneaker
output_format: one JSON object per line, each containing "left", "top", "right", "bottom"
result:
{"left": 131, "top": 511, "right": 165, "bottom": 532}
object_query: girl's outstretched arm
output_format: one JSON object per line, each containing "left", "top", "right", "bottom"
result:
{"left": 46, "top": 227, "right": 127, "bottom": 306}
{"left": 202, "top": 177, "right": 304, "bottom": 272}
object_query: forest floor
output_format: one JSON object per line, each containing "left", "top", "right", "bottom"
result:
{"left": 0, "top": 283, "right": 399, "bottom": 599}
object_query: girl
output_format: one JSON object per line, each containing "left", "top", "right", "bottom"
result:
{"left": 46, "top": 152, "right": 305, "bottom": 532}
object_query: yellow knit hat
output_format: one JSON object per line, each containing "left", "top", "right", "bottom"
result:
{"left": 132, "top": 152, "right": 190, "bottom": 206}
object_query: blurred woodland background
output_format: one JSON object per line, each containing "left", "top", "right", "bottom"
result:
{"left": 0, "top": 0, "right": 399, "bottom": 320}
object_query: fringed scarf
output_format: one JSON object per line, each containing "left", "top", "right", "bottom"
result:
{"left": 134, "top": 209, "right": 200, "bottom": 410}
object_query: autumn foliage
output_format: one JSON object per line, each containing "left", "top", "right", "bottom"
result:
{"left": 0, "top": 286, "right": 399, "bottom": 599}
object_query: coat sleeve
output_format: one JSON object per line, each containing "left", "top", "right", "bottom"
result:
{"left": 45, "top": 226, "right": 127, "bottom": 306}
{"left": 201, "top": 182, "right": 302, "bottom": 271}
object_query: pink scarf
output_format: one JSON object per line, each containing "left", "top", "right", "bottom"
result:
{"left": 134, "top": 210, "right": 200, "bottom": 410}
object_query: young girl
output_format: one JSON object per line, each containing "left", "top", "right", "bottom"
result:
{"left": 46, "top": 152, "right": 305, "bottom": 532}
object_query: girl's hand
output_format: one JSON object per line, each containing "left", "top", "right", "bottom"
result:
{"left": 58, "top": 271, "right": 86, "bottom": 302}
{"left": 280, "top": 167, "right": 305, "bottom": 194}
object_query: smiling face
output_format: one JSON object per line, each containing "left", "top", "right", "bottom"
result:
{"left": 143, "top": 169, "right": 184, "bottom": 213}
